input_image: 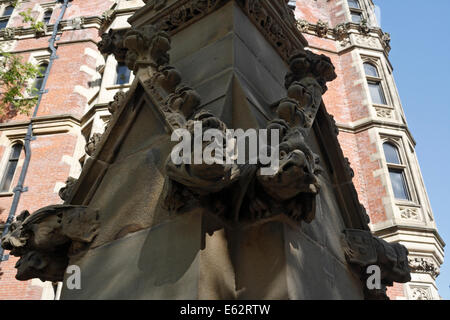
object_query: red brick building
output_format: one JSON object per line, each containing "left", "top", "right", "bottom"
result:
{"left": 0, "top": 0, "right": 444, "bottom": 299}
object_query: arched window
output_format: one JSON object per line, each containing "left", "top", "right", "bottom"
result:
{"left": 383, "top": 142, "right": 411, "bottom": 201}
{"left": 364, "top": 63, "right": 379, "bottom": 77}
{"left": 115, "top": 62, "right": 131, "bottom": 85}
{"left": 0, "top": 5, "right": 14, "bottom": 29}
{"left": 32, "top": 63, "right": 49, "bottom": 95}
{"left": 364, "top": 62, "right": 387, "bottom": 105}
{"left": 43, "top": 10, "right": 52, "bottom": 25}
{"left": 0, "top": 143, "right": 23, "bottom": 192}
{"left": 348, "top": 0, "right": 363, "bottom": 23}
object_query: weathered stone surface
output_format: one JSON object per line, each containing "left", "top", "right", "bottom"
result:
{"left": 1, "top": 206, "right": 99, "bottom": 282}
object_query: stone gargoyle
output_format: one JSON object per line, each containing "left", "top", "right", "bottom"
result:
{"left": 1, "top": 205, "right": 99, "bottom": 282}
{"left": 342, "top": 229, "right": 411, "bottom": 299}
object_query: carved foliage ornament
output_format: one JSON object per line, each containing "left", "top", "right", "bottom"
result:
{"left": 236, "top": 0, "right": 298, "bottom": 60}
{"left": 123, "top": 25, "right": 171, "bottom": 72}
{"left": 144, "top": 0, "right": 168, "bottom": 10}
{"left": 1, "top": 205, "right": 99, "bottom": 282}
{"left": 154, "top": 0, "right": 228, "bottom": 33}
{"left": 411, "top": 287, "right": 431, "bottom": 300}
{"left": 333, "top": 23, "right": 349, "bottom": 41}
{"left": 359, "top": 18, "right": 370, "bottom": 34}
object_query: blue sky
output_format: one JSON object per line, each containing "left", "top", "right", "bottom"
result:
{"left": 374, "top": 0, "right": 450, "bottom": 299}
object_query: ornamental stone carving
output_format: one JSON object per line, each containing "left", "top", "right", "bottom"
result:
{"left": 108, "top": 91, "right": 128, "bottom": 116}
{"left": 2, "top": 27, "right": 15, "bottom": 40}
{"left": 237, "top": 0, "right": 295, "bottom": 60}
{"left": 144, "top": 0, "right": 168, "bottom": 10}
{"left": 375, "top": 107, "right": 393, "bottom": 119}
{"left": 382, "top": 32, "right": 391, "bottom": 45}
{"left": 353, "top": 34, "right": 379, "bottom": 49}
{"left": 411, "top": 287, "right": 432, "bottom": 300}
{"left": 97, "top": 29, "right": 129, "bottom": 62}
{"left": 342, "top": 229, "right": 411, "bottom": 299}
{"left": 333, "top": 23, "right": 349, "bottom": 41}
{"left": 59, "top": 177, "right": 78, "bottom": 202}
{"left": 123, "top": 25, "right": 171, "bottom": 72}
{"left": 154, "top": 0, "right": 227, "bottom": 33}
{"left": 409, "top": 257, "right": 440, "bottom": 278}
{"left": 162, "top": 47, "right": 336, "bottom": 225}
{"left": 70, "top": 17, "right": 85, "bottom": 30}
{"left": 316, "top": 20, "right": 329, "bottom": 38}
{"left": 399, "top": 207, "right": 421, "bottom": 221}
{"left": 0, "top": 206, "right": 99, "bottom": 282}
{"left": 98, "top": 25, "right": 172, "bottom": 72}
{"left": 359, "top": 18, "right": 370, "bottom": 34}
{"left": 85, "top": 133, "right": 103, "bottom": 157}
{"left": 296, "top": 19, "right": 309, "bottom": 32}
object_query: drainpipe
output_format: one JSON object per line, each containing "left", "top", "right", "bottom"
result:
{"left": 0, "top": 0, "right": 71, "bottom": 262}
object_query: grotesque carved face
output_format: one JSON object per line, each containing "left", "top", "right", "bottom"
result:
{"left": 15, "top": 251, "right": 69, "bottom": 282}
{"left": 287, "top": 77, "right": 323, "bottom": 111}
{"left": 1, "top": 205, "right": 99, "bottom": 282}
{"left": 257, "top": 148, "right": 318, "bottom": 201}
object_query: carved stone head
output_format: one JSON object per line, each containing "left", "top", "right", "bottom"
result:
{"left": 1, "top": 205, "right": 99, "bottom": 282}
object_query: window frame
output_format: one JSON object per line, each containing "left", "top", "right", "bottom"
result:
{"left": 362, "top": 60, "right": 391, "bottom": 107}
{"left": 42, "top": 9, "right": 53, "bottom": 25}
{"left": 115, "top": 62, "right": 131, "bottom": 86}
{"left": 0, "top": 142, "right": 24, "bottom": 193}
{"left": 0, "top": 4, "right": 14, "bottom": 30}
{"left": 381, "top": 139, "right": 418, "bottom": 204}
{"left": 347, "top": 0, "right": 364, "bottom": 23}
{"left": 31, "top": 62, "right": 49, "bottom": 96}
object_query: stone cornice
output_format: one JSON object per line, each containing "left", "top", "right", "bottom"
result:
{"left": 0, "top": 16, "right": 104, "bottom": 41}
{"left": 128, "top": 0, "right": 308, "bottom": 62}
{"left": 0, "top": 114, "right": 81, "bottom": 132}
{"left": 373, "top": 224, "right": 446, "bottom": 255}
{"left": 296, "top": 19, "right": 391, "bottom": 56}
{"left": 336, "top": 118, "right": 417, "bottom": 148}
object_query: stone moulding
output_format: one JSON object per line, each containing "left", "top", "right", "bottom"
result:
{"left": 129, "top": 0, "right": 308, "bottom": 62}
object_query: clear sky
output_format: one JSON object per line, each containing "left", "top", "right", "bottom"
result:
{"left": 374, "top": 0, "right": 450, "bottom": 299}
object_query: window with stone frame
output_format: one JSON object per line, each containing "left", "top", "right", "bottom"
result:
{"left": 0, "top": 143, "right": 23, "bottom": 192}
{"left": 363, "top": 62, "right": 388, "bottom": 105}
{"left": 43, "top": 9, "right": 53, "bottom": 25}
{"left": 31, "top": 62, "right": 49, "bottom": 95}
{"left": 0, "top": 5, "right": 14, "bottom": 29}
{"left": 347, "top": 0, "right": 363, "bottom": 23}
{"left": 115, "top": 62, "right": 131, "bottom": 85}
{"left": 383, "top": 142, "right": 411, "bottom": 201}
